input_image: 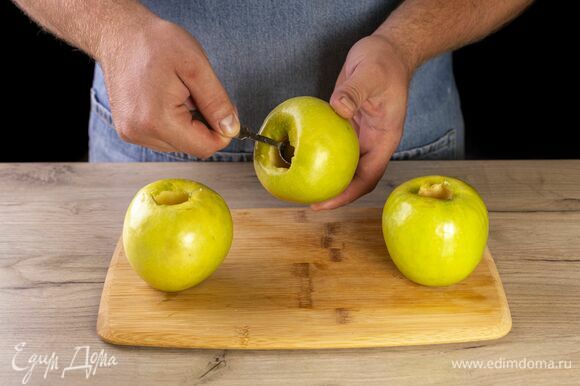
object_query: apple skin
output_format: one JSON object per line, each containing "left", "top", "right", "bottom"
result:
{"left": 123, "top": 179, "right": 233, "bottom": 292}
{"left": 253, "top": 96, "right": 359, "bottom": 204}
{"left": 382, "top": 176, "right": 489, "bottom": 286}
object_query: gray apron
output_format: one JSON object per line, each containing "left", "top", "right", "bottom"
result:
{"left": 89, "top": 0, "right": 463, "bottom": 162}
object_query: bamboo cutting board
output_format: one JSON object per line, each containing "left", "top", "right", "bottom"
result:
{"left": 97, "top": 208, "right": 511, "bottom": 349}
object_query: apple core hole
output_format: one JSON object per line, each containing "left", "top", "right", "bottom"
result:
{"left": 271, "top": 136, "right": 292, "bottom": 169}
{"left": 152, "top": 191, "right": 189, "bottom": 205}
{"left": 417, "top": 181, "right": 454, "bottom": 200}
{"left": 280, "top": 141, "right": 295, "bottom": 165}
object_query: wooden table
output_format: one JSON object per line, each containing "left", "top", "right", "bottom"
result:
{"left": 1, "top": 161, "right": 578, "bottom": 385}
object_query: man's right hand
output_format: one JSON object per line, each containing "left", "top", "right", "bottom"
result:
{"left": 98, "top": 18, "right": 240, "bottom": 158}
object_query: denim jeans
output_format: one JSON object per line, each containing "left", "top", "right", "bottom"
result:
{"left": 89, "top": 0, "right": 464, "bottom": 162}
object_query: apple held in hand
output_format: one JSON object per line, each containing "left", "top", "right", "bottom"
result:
{"left": 382, "top": 176, "right": 489, "bottom": 286}
{"left": 253, "top": 96, "right": 359, "bottom": 204}
{"left": 123, "top": 179, "right": 233, "bottom": 292}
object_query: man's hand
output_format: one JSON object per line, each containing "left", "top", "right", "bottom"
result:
{"left": 311, "top": 35, "right": 411, "bottom": 210}
{"left": 312, "top": 0, "right": 532, "bottom": 210}
{"left": 100, "top": 18, "right": 239, "bottom": 158}
{"left": 12, "top": 0, "right": 239, "bottom": 159}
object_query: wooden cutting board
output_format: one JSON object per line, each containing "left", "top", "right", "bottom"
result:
{"left": 97, "top": 208, "right": 511, "bottom": 349}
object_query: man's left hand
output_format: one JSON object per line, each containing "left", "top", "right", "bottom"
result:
{"left": 312, "top": 34, "right": 412, "bottom": 210}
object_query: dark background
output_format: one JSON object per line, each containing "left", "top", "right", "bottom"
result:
{"left": 0, "top": 1, "right": 576, "bottom": 162}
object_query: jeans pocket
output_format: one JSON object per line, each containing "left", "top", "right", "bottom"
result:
{"left": 391, "top": 129, "right": 457, "bottom": 160}
{"left": 90, "top": 89, "right": 114, "bottom": 126}
{"left": 89, "top": 89, "right": 146, "bottom": 162}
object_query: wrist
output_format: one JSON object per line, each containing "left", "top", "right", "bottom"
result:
{"left": 93, "top": 4, "right": 159, "bottom": 63}
{"left": 372, "top": 29, "right": 422, "bottom": 76}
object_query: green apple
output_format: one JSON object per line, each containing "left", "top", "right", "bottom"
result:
{"left": 253, "top": 96, "right": 359, "bottom": 204}
{"left": 123, "top": 179, "right": 233, "bottom": 292}
{"left": 382, "top": 176, "right": 489, "bottom": 286}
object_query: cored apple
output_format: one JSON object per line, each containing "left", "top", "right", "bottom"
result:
{"left": 382, "top": 176, "right": 489, "bottom": 286}
{"left": 253, "top": 96, "right": 359, "bottom": 204}
{"left": 123, "top": 179, "right": 233, "bottom": 292}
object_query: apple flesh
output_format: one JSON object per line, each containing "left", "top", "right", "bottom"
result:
{"left": 253, "top": 96, "right": 359, "bottom": 204}
{"left": 382, "top": 176, "right": 489, "bottom": 286}
{"left": 123, "top": 179, "right": 233, "bottom": 292}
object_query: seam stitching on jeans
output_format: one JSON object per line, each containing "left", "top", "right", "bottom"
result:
{"left": 90, "top": 89, "right": 114, "bottom": 126}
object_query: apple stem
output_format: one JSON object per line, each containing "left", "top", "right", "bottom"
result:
{"left": 417, "top": 181, "right": 454, "bottom": 200}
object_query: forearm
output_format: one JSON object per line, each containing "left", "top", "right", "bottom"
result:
{"left": 11, "top": 0, "right": 156, "bottom": 60}
{"left": 376, "top": 0, "right": 533, "bottom": 72}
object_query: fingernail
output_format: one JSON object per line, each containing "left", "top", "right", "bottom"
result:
{"left": 339, "top": 97, "right": 356, "bottom": 114}
{"left": 219, "top": 113, "right": 240, "bottom": 137}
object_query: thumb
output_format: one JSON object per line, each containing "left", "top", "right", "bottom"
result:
{"left": 330, "top": 64, "right": 377, "bottom": 120}
{"left": 179, "top": 58, "right": 240, "bottom": 138}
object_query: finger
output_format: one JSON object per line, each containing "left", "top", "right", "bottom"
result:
{"left": 142, "top": 139, "right": 177, "bottom": 153}
{"left": 128, "top": 137, "right": 176, "bottom": 153}
{"left": 115, "top": 122, "right": 177, "bottom": 153}
{"left": 311, "top": 127, "right": 401, "bottom": 211}
{"left": 163, "top": 105, "right": 232, "bottom": 159}
{"left": 310, "top": 151, "right": 388, "bottom": 211}
{"left": 329, "top": 64, "right": 349, "bottom": 118}
{"left": 333, "top": 64, "right": 348, "bottom": 90}
{"left": 184, "top": 96, "right": 196, "bottom": 112}
{"left": 177, "top": 55, "right": 240, "bottom": 138}
{"left": 329, "top": 62, "right": 379, "bottom": 120}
